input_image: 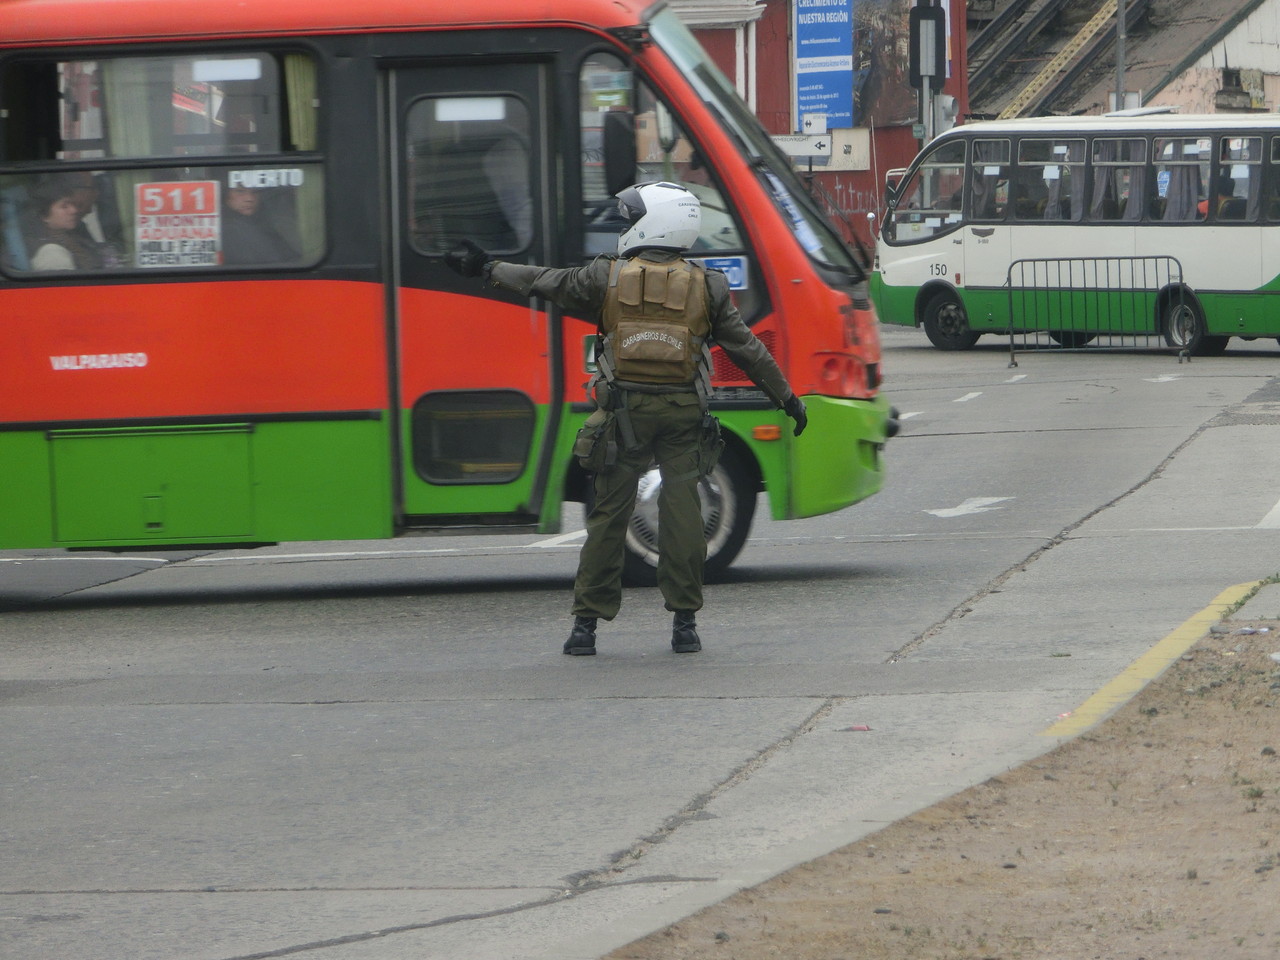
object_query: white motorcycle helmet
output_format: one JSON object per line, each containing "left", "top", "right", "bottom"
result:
{"left": 615, "top": 181, "right": 702, "bottom": 256}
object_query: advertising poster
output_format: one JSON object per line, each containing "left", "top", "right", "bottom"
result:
{"left": 134, "top": 180, "right": 220, "bottom": 267}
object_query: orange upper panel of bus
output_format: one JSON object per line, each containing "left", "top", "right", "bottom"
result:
{"left": 0, "top": 0, "right": 651, "bottom": 45}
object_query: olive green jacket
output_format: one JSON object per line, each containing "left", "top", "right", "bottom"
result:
{"left": 488, "top": 249, "right": 794, "bottom": 407}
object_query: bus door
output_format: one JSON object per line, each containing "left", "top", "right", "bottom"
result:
{"left": 389, "top": 62, "right": 557, "bottom": 523}
{"left": 961, "top": 139, "right": 1012, "bottom": 324}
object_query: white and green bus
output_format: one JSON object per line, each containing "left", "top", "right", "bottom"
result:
{"left": 871, "top": 113, "right": 1280, "bottom": 354}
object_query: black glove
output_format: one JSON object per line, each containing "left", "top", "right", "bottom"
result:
{"left": 445, "top": 239, "right": 493, "bottom": 279}
{"left": 783, "top": 394, "right": 807, "bottom": 437}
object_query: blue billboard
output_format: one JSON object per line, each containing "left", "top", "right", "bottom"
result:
{"left": 794, "top": 0, "right": 854, "bottom": 130}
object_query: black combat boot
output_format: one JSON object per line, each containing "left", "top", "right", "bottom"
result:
{"left": 564, "top": 616, "right": 597, "bottom": 656}
{"left": 671, "top": 611, "right": 701, "bottom": 653}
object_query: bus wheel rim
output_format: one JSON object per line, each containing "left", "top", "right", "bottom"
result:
{"left": 625, "top": 465, "right": 736, "bottom": 568}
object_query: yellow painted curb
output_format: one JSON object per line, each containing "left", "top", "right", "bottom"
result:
{"left": 1040, "top": 580, "right": 1262, "bottom": 738}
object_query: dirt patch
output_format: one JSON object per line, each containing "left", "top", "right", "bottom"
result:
{"left": 605, "top": 624, "right": 1280, "bottom": 960}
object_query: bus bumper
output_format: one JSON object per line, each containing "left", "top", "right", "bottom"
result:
{"left": 776, "top": 393, "right": 893, "bottom": 520}
{"left": 869, "top": 271, "right": 918, "bottom": 328}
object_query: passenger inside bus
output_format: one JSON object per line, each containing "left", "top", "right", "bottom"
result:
{"left": 25, "top": 173, "right": 106, "bottom": 271}
{"left": 221, "top": 181, "right": 300, "bottom": 265}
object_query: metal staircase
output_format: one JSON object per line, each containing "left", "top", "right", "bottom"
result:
{"left": 998, "top": 0, "right": 1118, "bottom": 118}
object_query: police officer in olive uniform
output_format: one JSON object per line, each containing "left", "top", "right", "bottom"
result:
{"left": 446, "top": 181, "right": 807, "bottom": 656}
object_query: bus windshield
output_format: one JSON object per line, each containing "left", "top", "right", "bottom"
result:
{"left": 648, "top": 7, "right": 861, "bottom": 279}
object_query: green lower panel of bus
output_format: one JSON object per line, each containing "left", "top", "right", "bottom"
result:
{"left": 0, "top": 419, "right": 393, "bottom": 549}
{"left": 782, "top": 394, "right": 891, "bottom": 519}
{"left": 874, "top": 272, "right": 1280, "bottom": 341}
{"left": 543, "top": 394, "right": 890, "bottom": 529}
{"left": 869, "top": 272, "right": 916, "bottom": 328}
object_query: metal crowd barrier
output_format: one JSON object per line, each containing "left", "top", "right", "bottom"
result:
{"left": 1004, "top": 256, "right": 1186, "bottom": 366}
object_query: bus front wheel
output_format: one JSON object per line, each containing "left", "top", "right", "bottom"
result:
{"left": 922, "top": 291, "right": 980, "bottom": 350}
{"left": 585, "top": 445, "right": 756, "bottom": 587}
{"left": 1163, "top": 297, "right": 1228, "bottom": 356}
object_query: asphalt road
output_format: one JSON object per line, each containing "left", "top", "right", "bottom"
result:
{"left": 5, "top": 327, "right": 1280, "bottom": 960}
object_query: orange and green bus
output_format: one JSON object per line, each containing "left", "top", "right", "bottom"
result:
{"left": 0, "top": 0, "right": 894, "bottom": 581}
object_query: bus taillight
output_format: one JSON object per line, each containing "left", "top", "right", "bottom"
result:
{"left": 813, "top": 352, "right": 866, "bottom": 398}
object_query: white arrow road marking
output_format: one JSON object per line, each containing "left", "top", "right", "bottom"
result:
{"left": 534, "top": 529, "right": 587, "bottom": 547}
{"left": 1256, "top": 497, "right": 1280, "bottom": 529}
{"left": 954, "top": 392, "right": 983, "bottom": 402}
{"left": 1144, "top": 375, "right": 1180, "bottom": 383}
{"left": 925, "top": 496, "right": 1015, "bottom": 518}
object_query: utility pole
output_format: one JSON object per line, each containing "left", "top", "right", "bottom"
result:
{"left": 1115, "top": 0, "right": 1127, "bottom": 110}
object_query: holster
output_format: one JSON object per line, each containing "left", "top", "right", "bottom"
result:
{"left": 698, "top": 413, "right": 724, "bottom": 477}
{"left": 573, "top": 408, "right": 618, "bottom": 472}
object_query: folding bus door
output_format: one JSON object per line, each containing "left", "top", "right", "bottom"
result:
{"left": 389, "top": 62, "right": 558, "bottom": 524}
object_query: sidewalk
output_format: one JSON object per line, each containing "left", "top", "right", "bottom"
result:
{"left": 595, "top": 581, "right": 1280, "bottom": 959}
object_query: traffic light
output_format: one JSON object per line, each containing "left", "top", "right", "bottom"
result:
{"left": 908, "top": 2, "right": 946, "bottom": 91}
{"left": 934, "top": 93, "right": 958, "bottom": 135}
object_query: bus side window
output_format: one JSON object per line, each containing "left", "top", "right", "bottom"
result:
{"left": 0, "top": 52, "right": 324, "bottom": 274}
{"left": 1154, "top": 137, "right": 1209, "bottom": 222}
{"left": 969, "top": 139, "right": 1010, "bottom": 220}
{"left": 407, "top": 96, "right": 532, "bottom": 256}
{"left": 578, "top": 53, "right": 744, "bottom": 258}
{"left": 1013, "top": 163, "right": 1046, "bottom": 220}
{"left": 1090, "top": 138, "right": 1146, "bottom": 222}
{"left": 1217, "top": 136, "right": 1261, "bottom": 221}
{"left": 885, "top": 139, "right": 964, "bottom": 242}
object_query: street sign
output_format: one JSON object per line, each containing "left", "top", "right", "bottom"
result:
{"left": 801, "top": 113, "right": 828, "bottom": 135}
{"left": 771, "top": 135, "right": 833, "bottom": 158}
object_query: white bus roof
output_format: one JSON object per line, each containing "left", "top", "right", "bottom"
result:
{"left": 942, "top": 114, "right": 1280, "bottom": 139}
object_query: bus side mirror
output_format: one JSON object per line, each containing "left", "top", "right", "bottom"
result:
{"left": 866, "top": 211, "right": 878, "bottom": 238}
{"left": 884, "top": 168, "right": 906, "bottom": 208}
{"left": 602, "top": 111, "right": 635, "bottom": 198}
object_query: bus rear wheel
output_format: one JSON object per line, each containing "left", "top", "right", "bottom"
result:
{"left": 922, "top": 291, "right": 979, "bottom": 350}
{"left": 586, "top": 445, "right": 756, "bottom": 587}
{"left": 1163, "top": 297, "right": 1228, "bottom": 356}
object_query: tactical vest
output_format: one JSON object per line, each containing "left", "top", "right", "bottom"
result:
{"left": 600, "top": 257, "right": 711, "bottom": 386}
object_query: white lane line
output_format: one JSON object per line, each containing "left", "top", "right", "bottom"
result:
{"left": 190, "top": 539, "right": 588, "bottom": 564}
{"left": 925, "top": 496, "right": 1015, "bottom": 518}
{"left": 1006, "top": 374, "right": 1027, "bottom": 383}
{"left": 1144, "top": 375, "right": 1181, "bottom": 383}
{"left": 193, "top": 549, "right": 461, "bottom": 562}
{"left": 1256, "top": 496, "right": 1280, "bottom": 529}
{"left": 0, "top": 556, "right": 168, "bottom": 564}
{"left": 954, "top": 392, "right": 983, "bottom": 403}
{"left": 898, "top": 411, "right": 923, "bottom": 420}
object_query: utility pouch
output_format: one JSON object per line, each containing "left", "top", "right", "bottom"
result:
{"left": 573, "top": 408, "right": 618, "bottom": 472}
{"left": 698, "top": 413, "right": 724, "bottom": 477}
{"left": 589, "top": 375, "right": 617, "bottom": 412}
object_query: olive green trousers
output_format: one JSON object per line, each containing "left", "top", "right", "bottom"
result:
{"left": 572, "top": 392, "right": 705, "bottom": 620}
